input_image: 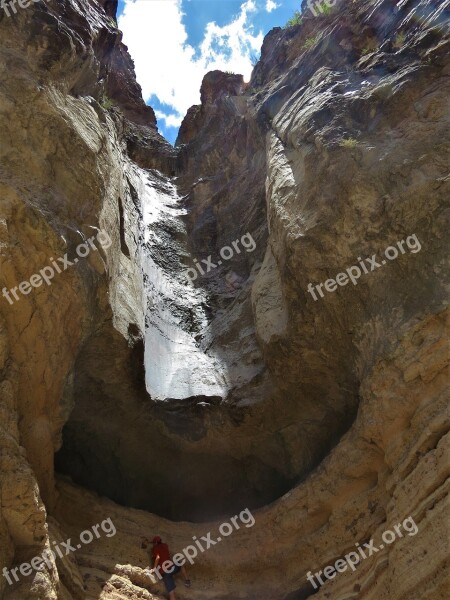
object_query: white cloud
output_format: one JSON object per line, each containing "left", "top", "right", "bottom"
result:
{"left": 118, "top": 0, "right": 263, "bottom": 131}
{"left": 155, "top": 110, "right": 184, "bottom": 129}
{"left": 265, "top": 0, "right": 280, "bottom": 12}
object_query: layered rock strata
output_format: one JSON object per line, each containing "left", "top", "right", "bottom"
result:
{"left": 0, "top": 0, "right": 448, "bottom": 599}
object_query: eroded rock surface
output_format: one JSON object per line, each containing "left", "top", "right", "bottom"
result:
{"left": 0, "top": 0, "right": 449, "bottom": 599}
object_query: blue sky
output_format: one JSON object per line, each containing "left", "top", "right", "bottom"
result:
{"left": 117, "top": 0, "right": 300, "bottom": 143}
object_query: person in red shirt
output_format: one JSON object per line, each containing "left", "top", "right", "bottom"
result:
{"left": 142, "top": 535, "right": 190, "bottom": 599}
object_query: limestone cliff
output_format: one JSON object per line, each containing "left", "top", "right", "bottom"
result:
{"left": 0, "top": 0, "right": 448, "bottom": 599}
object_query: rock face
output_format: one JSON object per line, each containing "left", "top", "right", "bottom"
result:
{"left": 0, "top": 0, "right": 449, "bottom": 599}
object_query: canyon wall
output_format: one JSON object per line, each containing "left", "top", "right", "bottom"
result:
{"left": 0, "top": 0, "right": 448, "bottom": 599}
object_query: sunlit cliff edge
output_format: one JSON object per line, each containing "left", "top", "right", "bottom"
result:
{"left": 0, "top": 0, "right": 449, "bottom": 599}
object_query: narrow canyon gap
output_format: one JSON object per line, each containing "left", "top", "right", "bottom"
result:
{"left": 0, "top": 1, "right": 448, "bottom": 599}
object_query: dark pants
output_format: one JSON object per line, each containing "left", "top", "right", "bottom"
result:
{"left": 162, "top": 564, "right": 181, "bottom": 593}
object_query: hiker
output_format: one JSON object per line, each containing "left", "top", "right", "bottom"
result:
{"left": 142, "top": 535, "right": 191, "bottom": 599}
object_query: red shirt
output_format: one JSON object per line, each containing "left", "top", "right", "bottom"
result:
{"left": 152, "top": 542, "right": 172, "bottom": 574}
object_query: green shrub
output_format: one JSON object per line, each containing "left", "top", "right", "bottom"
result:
{"left": 320, "top": 4, "right": 334, "bottom": 16}
{"left": 285, "top": 10, "right": 303, "bottom": 27}
{"left": 339, "top": 137, "right": 358, "bottom": 148}
{"left": 100, "top": 96, "right": 114, "bottom": 110}
{"left": 303, "top": 34, "right": 321, "bottom": 50}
